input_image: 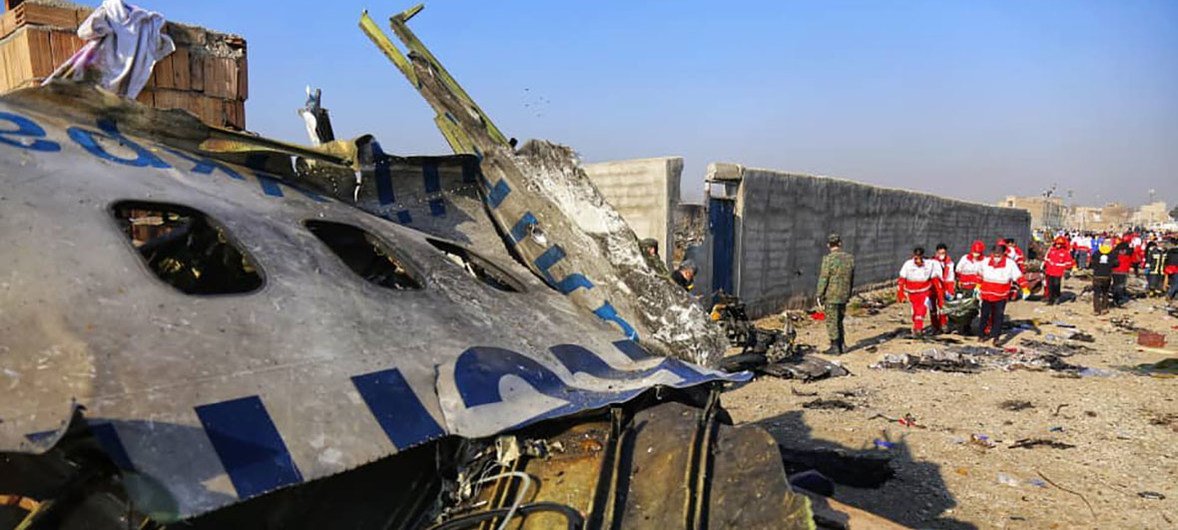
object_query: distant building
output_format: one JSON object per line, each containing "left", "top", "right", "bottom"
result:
{"left": 1131, "top": 201, "right": 1170, "bottom": 226}
{"left": 1100, "top": 203, "right": 1131, "bottom": 228}
{"left": 1068, "top": 206, "right": 1103, "bottom": 231}
{"left": 1064, "top": 202, "right": 1172, "bottom": 231}
{"left": 999, "top": 196, "right": 1066, "bottom": 230}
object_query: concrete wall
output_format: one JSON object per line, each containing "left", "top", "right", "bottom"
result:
{"left": 711, "top": 163, "right": 1032, "bottom": 317}
{"left": 583, "top": 157, "right": 682, "bottom": 267}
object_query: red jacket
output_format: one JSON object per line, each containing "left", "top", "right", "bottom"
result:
{"left": 1043, "top": 247, "right": 1075, "bottom": 277}
{"left": 979, "top": 256, "right": 1026, "bottom": 302}
{"left": 1007, "top": 245, "right": 1026, "bottom": 272}
{"left": 1113, "top": 244, "right": 1134, "bottom": 273}
{"left": 933, "top": 254, "right": 955, "bottom": 295}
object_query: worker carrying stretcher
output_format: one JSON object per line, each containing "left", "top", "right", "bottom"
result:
{"left": 977, "top": 244, "right": 1029, "bottom": 344}
{"left": 955, "top": 240, "right": 987, "bottom": 293}
{"left": 897, "top": 247, "right": 943, "bottom": 337}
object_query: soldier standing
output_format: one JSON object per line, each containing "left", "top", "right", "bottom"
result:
{"left": 815, "top": 233, "right": 855, "bottom": 354}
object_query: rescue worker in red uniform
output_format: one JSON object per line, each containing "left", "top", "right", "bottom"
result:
{"left": 1111, "top": 236, "right": 1134, "bottom": 306}
{"left": 955, "top": 240, "right": 987, "bottom": 293}
{"left": 1042, "top": 235, "right": 1075, "bottom": 305}
{"left": 1132, "top": 236, "right": 1146, "bottom": 275}
{"left": 898, "top": 247, "right": 942, "bottom": 337}
{"left": 978, "top": 244, "right": 1028, "bottom": 344}
{"left": 930, "top": 243, "right": 955, "bottom": 330}
{"left": 1003, "top": 238, "right": 1026, "bottom": 272}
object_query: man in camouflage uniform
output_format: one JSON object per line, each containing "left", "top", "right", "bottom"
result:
{"left": 815, "top": 233, "right": 855, "bottom": 354}
{"left": 639, "top": 238, "right": 668, "bottom": 275}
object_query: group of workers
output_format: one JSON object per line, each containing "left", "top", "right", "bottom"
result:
{"left": 1057, "top": 230, "right": 1178, "bottom": 308}
{"left": 643, "top": 237, "right": 701, "bottom": 293}
{"left": 667, "top": 228, "right": 1177, "bottom": 355}
{"left": 815, "top": 233, "right": 1043, "bottom": 353}
{"left": 896, "top": 238, "right": 1030, "bottom": 344}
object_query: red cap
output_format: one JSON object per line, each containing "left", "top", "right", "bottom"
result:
{"left": 971, "top": 240, "right": 985, "bottom": 254}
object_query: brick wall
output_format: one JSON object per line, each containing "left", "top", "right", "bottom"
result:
{"left": 0, "top": 0, "right": 247, "bottom": 129}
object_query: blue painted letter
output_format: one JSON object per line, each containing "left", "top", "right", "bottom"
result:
{"left": 0, "top": 111, "right": 61, "bottom": 152}
{"left": 68, "top": 118, "right": 170, "bottom": 168}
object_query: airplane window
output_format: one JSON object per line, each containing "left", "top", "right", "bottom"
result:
{"left": 425, "top": 238, "right": 524, "bottom": 293}
{"left": 111, "top": 201, "right": 264, "bottom": 295}
{"left": 304, "top": 220, "right": 423, "bottom": 290}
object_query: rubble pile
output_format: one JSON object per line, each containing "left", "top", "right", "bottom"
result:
{"left": 870, "top": 344, "right": 1090, "bottom": 374}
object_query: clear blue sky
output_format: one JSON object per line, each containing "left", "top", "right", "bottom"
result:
{"left": 124, "top": 1, "right": 1178, "bottom": 205}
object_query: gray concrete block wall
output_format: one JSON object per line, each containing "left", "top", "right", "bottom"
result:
{"left": 732, "top": 166, "right": 1031, "bottom": 317}
{"left": 583, "top": 157, "right": 683, "bottom": 267}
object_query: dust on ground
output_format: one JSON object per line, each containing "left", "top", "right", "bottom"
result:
{"left": 724, "top": 277, "right": 1177, "bottom": 530}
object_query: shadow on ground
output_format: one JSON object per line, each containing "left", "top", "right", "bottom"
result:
{"left": 757, "top": 410, "right": 979, "bottom": 530}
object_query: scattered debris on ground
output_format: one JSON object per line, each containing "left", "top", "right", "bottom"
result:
{"left": 722, "top": 350, "right": 851, "bottom": 382}
{"left": 999, "top": 399, "right": 1035, "bottom": 411}
{"left": 726, "top": 277, "right": 1178, "bottom": 529}
{"left": 1111, "top": 316, "right": 1141, "bottom": 332}
{"left": 803, "top": 398, "right": 857, "bottom": 411}
{"left": 1009, "top": 438, "right": 1076, "bottom": 450}
{"left": 1020, "top": 339, "right": 1094, "bottom": 356}
{"left": 869, "top": 345, "right": 1088, "bottom": 374}
{"left": 1136, "top": 330, "right": 1168, "bottom": 348}
{"left": 968, "top": 433, "right": 997, "bottom": 449}
{"left": 868, "top": 412, "right": 925, "bottom": 429}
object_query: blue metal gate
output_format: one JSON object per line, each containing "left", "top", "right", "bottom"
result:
{"left": 709, "top": 197, "right": 735, "bottom": 296}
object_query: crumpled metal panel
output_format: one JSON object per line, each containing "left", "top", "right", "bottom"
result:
{"left": 0, "top": 84, "right": 748, "bottom": 521}
{"left": 359, "top": 6, "right": 729, "bottom": 366}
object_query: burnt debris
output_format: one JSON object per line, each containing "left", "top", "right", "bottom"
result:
{"left": 112, "top": 201, "right": 263, "bottom": 295}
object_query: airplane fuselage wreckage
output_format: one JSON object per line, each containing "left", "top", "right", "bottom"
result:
{"left": 1, "top": 4, "right": 823, "bottom": 530}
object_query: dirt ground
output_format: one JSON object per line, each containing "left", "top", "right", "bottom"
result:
{"left": 723, "top": 276, "right": 1177, "bottom": 530}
